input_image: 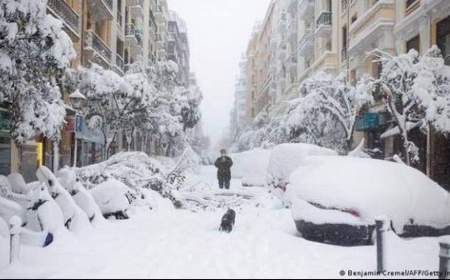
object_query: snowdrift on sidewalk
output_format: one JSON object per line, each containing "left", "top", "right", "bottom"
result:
{"left": 288, "top": 156, "right": 450, "bottom": 238}
{"left": 267, "top": 143, "right": 337, "bottom": 196}
{"left": 230, "top": 148, "right": 271, "bottom": 187}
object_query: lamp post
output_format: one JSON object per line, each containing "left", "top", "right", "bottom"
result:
{"left": 69, "top": 90, "right": 87, "bottom": 167}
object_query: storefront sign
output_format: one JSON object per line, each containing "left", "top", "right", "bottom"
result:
{"left": 355, "top": 113, "right": 380, "bottom": 131}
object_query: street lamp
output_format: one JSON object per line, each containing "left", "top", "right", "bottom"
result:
{"left": 69, "top": 90, "right": 87, "bottom": 167}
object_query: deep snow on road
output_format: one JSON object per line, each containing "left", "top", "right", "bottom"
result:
{"left": 0, "top": 166, "right": 443, "bottom": 279}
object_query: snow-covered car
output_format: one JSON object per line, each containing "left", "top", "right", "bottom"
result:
{"left": 288, "top": 156, "right": 450, "bottom": 246}
{"left": 266, "top": 143, "right": 337, "bottom": 198}
{"left": 90, "top": 179, "right": 133, "bottom": 220}
{"left": 230, "top": 148, "right": 271, "bottom": 187}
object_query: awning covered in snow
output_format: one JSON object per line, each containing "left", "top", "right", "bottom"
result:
{"left": 380, "top": 121, "right": 423, "bottom": 139}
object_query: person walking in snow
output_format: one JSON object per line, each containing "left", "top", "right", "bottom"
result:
{"left": 215, "top": 149, "right": 233, "bottom": 190}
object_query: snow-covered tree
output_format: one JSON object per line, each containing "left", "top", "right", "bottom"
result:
{"left": 375, "top": 47, "right": 450, "bottom": 165}
{"left": 143, "top": 60, "right": 202, "bottom": 157}
{"left": 0, "top": 0, "right": 75, "bottom": 145}
{"left": 77, "top": 65, "right": 135, "bottom": 157}
{"left": 286, "top": 72, "right": 373, "bottom": 152}
{"left": 232, "top": 72, "right": 373, "bottom": 153}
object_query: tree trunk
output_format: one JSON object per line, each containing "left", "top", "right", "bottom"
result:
{"left": 52, "top": 140, "right": 59, "bottom": 172}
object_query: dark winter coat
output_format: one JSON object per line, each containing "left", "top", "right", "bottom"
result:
{"left": 215, "top": 156, "right": 233, "bottom": 180}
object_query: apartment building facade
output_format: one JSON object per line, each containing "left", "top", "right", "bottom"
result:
{"left": 2, "top": 0, "right": 179, "bottom": 182}
{"left": 233, "top": 0, "right": 450, "bottom": 188}
{"left": 167, "top": 11, "right": 190, "bottom": 87}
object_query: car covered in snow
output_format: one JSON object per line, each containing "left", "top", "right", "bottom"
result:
{"left": 90, "top": 179, "right": 133, "bottom": 220}
{"left": 266, "top": 143, "right": 337, "bottom": 198}
{"left": 230, "top": 148, "right": 271, "bottom": 187}
{"left": 288, "top": 156, "right": 450, "bottom": 246}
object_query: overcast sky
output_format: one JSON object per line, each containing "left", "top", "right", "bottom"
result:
{"left": 167, "top": 0, "right": 272, "bottom": 147}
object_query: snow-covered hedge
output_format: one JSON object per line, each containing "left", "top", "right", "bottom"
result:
{"left": 287, "top": 156, "right": 450, "bottom": 235}
{"left": 230, "top": 149, "right": 271, "bottom": 187}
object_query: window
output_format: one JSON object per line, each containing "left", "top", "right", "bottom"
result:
{"left": 406, "top": 35, "right": 420, "bottom": 53}
{"left": 437, "top": 16, "right": 450, "bottom": 66}
{"left": 342, "top": 25, "right": 348, "bottom": 61}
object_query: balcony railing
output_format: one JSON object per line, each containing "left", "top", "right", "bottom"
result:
{"left": 89, "top": 0, "right": 113, "bottom": 20}
{"left": 316, "top": 11, "right": 332, "bottom": 27}
{"left": 298, "top": 29, "right": 314, "bottom": 55}
{"left": 128, "top": 0, "right": 144, "bottom": 18}
{"left": 128, "top": 0, "right": 144, "bottom": 8}
{"left": 125, "top": 24, "right": 143, "bottom": 46}
{"left": 86, "top": 31, "right": 112, "bottom": 63}
{"left": 104, "top": 0, "right": 113, "bottom": 11}
{"left": 117, "top": 10, "right": 123, "bottom": 27}
{"left": 405, "top": 0, "right": 421, "bottom": 16}
{"left": 47, "top": 0, "right": 80, "bottom": 36}
{"left": 115, "top": 55, "right": 124, "bottom": 73}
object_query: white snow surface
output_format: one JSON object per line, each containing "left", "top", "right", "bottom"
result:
{"left": 0, "top": 165, "right": 446, "bottom": 279}
{"left": 230, "top": 148, "right": 271, "bottom": 187}
{"left": 287, "top": 156, "right": 450, "bottom": 232}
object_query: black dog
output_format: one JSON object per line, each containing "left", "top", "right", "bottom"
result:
{"left": 219, "top": 209, "right": 236, "bottom": 233}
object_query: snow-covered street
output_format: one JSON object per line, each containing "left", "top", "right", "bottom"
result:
{"left": 0, "top": 166, "right": 443, "bottom": 279}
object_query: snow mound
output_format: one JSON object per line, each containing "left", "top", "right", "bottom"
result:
{"left": 25, "top": 184, "right": 64, "bottom": 233}
{"left": 37, "top": 166, "right": 90, "bottom": 232}
{"left": 90, "top": 179, "right": 132, "bottom": 218}
{"left": 8, "top": 173, "right": 30, "bottom": 194}
{"left": 288, "top": 156, "right": 450, "bottom": 233}
{"left": 267, "top": 143, "right": 337, "bottom": 195}
{"left": 230, "top": 148, "right": 271, "bottom": 187}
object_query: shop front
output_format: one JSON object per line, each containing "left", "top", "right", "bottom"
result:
{"left": 354, "top": 112, "right": 388, "bottom": 159}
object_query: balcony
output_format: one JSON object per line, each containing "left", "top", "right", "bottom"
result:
{"left": 298, "top": 0, "right": 314, "bottom": 19}
{"left": 88, "top": 0, "right": 113, "bottom": 20}
{"left": 348, "top": 0, "right": 395, "bottom": 55}
{"left": 315, "top": 11, "right": 332, "bottom": 37}
{"left": 47, "top": 0, "right": 80, "bottom": 38}
{"left": 113, "top": 55, "right": 125, "bottom": 75}
{"left": 85, "top": 30, "right": 112, "bottom": 67}
{"left": 128, "top": 0, "right": 144, "bottom": 19}
{"left": 298, "top": 29, "right": 314, "bottom": 56}
{"left": 125, "top": 24, "right": 144, "bottom": 57}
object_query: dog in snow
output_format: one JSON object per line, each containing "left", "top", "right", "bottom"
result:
{"left": 219, "top": 209, "right": 236, "bottom": 233}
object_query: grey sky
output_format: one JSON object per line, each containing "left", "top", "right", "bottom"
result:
{"left": 167, "top": 0, "right": 271, "bottom": 146}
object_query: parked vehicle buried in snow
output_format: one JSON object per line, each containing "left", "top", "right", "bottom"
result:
{"left": 288, "top": 156, "right": 450, "bottom": 246}
{"left": 266, "top": 143, "right": 337, "bottom": 199}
